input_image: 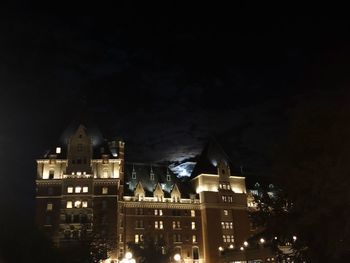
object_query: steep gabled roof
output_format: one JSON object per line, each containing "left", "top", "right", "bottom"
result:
{"left": 190, "top": 138, "right": 233, "bottom": 179}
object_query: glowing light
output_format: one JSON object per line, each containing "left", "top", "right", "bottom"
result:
{"left": 218, "top": 246, "right": 224, "bottom": 251}
{"left": 260, "top": 238, "right": 265, "bottom": 244}
{"left": 125, "top": 252, "right": 132, "bottom": 259}
{"left": 274, "top": 236, "right": 278, "bottom": 240}
{"left": 243, "top": 241, "right": 249, "bottom": 247}
{"left": 229, "top": 244, "right": 234, "bottom": 249}
{"left": 293, "top": 235, "right": 297, "bottom": 241}
{"left": 240, "top": 246, "right": 244, "bottom": 251}
{"left": 56, "top": 147, "right": 61, "bottom": 154}
{"left": 173, "top": 253, "right": 181, "bottom": 261}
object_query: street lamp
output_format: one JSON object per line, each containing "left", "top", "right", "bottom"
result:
{"left": 173, "top": 253, "right": 181, "bottom": 262}
{"left": 121, "top": 252, "right": 135, "bottom": 263}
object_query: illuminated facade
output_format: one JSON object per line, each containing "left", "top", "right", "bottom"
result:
{"left": 36, "top": 125, "right": 272, "bottom": 262}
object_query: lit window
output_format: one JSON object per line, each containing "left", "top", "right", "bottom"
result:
{"left": 75, "top": 186, "right": 81, "bottom": 193}
{"left": 222, "top": 196, "right": 227, "bottom": 202}
{"left": 192, "top": 235, "right": 197, "bottom": 243}
{"left": 135, "top": 234, "right": 139, "bottom": 243}
{"left": 191, "top": 222, "right": 196, "bottom": 230}
{"left": 172, "top": 221, "right": 181, "bottom": 229}
{"left": 66, "top": 201, "right": 72, "bottom": 208}
{"left": 223, "top": 210, "right": 228, "bottom": 216}
{"left": 225, "top": 222, "right": 229, "bottom": 229}
{"left": 159, "top": 209, "right": 163, "bottom": 216}
{"left": 227, "top": 235, "right": 231, "bottom": 242}
{"left": 159, "top": 221, "right": 163, "bottom": 229}
{"left": 83, "top": 187, "right": 88, "bottom": 193}
{"left": 154, "top": 209, "right": 158, "bottom": 216}
{"left": 223, "top": 235, "right": 226, "bottom": 242}
{"left": 221, "top": 222, "right": 225, "bottom": 229}
{"left": 76, "top": 171, "right": 81, "bottom": 176}
{"left": 231, "top": 235, "right": 234, "bottom": 243}
{"left": 230, "top": 222, "right": 233, "bottom": 229}
{"left": 155, "top": 221, "right": 159, "bottom": 229}
{"left": 74, "top": 200, "right": 81, "bottom": 208}
{"left": 191, "top": 210, "right": 195, "bottom": 217}
{"left": 46, "top": 203, "right": 53, "bottom": 211}
{"left": 82, "top": 201, "right": 88, "bottom": 208}
{"left": 67, "top": 187, "right": 73, "bottom": 193}
{"left": 102, "top": 187, "right": 108, "bottom": 194}
{"left": 56, "top": 147, "right": 61, "bottom": 154}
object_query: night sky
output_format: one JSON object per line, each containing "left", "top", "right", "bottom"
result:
{"left": 1, "top": 3, "right": 350, "bottom": 217}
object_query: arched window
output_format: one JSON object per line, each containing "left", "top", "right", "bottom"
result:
{"left": 192, "top": 247, "right": 199, "bottom": 260}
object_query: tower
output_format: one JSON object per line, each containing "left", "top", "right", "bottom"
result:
{"left": 35, "top": 124, "right": 124, "bottom": 260}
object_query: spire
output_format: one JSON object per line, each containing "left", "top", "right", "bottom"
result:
{"left": 132, "top": 164, "right": 137, "bottom": 179}
{"left": 166, "top": 167, "right": 171, "bottom": 181}
{"left": 150, "top": 165, "right": 155, "bottom": 181}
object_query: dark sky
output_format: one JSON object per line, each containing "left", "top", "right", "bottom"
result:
{"left": 1, "top": 3, "right": 350, "bottom": 215}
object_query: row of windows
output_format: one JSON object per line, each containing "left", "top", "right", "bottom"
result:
{"left": 219, "top": 183, "right": 231, "bottom": 190}
{"left": 223, "top": 235, "right": 235, "bottom": 243}
{"left": 66, "top": 186, "right": 108, "bottom": 194}
{"left": 136, "top": 208, "right": 196, "bottom": 217}
{"left": 135, "top": 234, "right": 184, "bottom": 243}
{"left": 134, "top": 220, "right": 196, "bottom": 230}
{"left": 48, "top": 200, "right": 109, "bottom": 210}
{"left": 221, "top": 195, "right": 234, "bottom": 203}
{"left": 66, "top": 200, "right": 88, "bottom": 208}
{"left": 221, "top": 222, "right": 233, "bottom": 229}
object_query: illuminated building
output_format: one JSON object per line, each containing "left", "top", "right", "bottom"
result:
{"left": 36, "top": 125, "right": 272, "bottom": 262}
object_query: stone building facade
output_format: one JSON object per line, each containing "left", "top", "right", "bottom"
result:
{"left": 36, "top": 125, "right": 272, "bottom": 262}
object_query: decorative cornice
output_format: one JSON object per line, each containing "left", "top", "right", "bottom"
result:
{"left": 120, "top": 201, "right": 200, "bottom": 210}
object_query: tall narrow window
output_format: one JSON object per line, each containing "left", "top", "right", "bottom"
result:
{"left": 191, "top": 222, "right": 196, "bottom": 230}
{"left": 74, "top": 200, "right": 81, "bottom": 208}
{"left": 66, "top": 201, "right": 73, "bottom": 208}
{"left": 192, "top": 235, "right": 197, "bottom": 243}
{"left": 46, "top": 203, "right": 53, "bottom": 211}
{"left": 102, "top": 187, "right": 108, "bottom": 194}
{"left": 83, "top": 186, "right": 88, "bottom": 193}
{"left": 49, "top": 170, "right": 54, "bottom": 179}
{"left": 159, "top": 221, "right": 163, "bottom": 229}
{"left": 159, "top": 209, "right": 163, "bottom": 216}
{"left": 191, "top": 210, "right": 195, "bottom": 217}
